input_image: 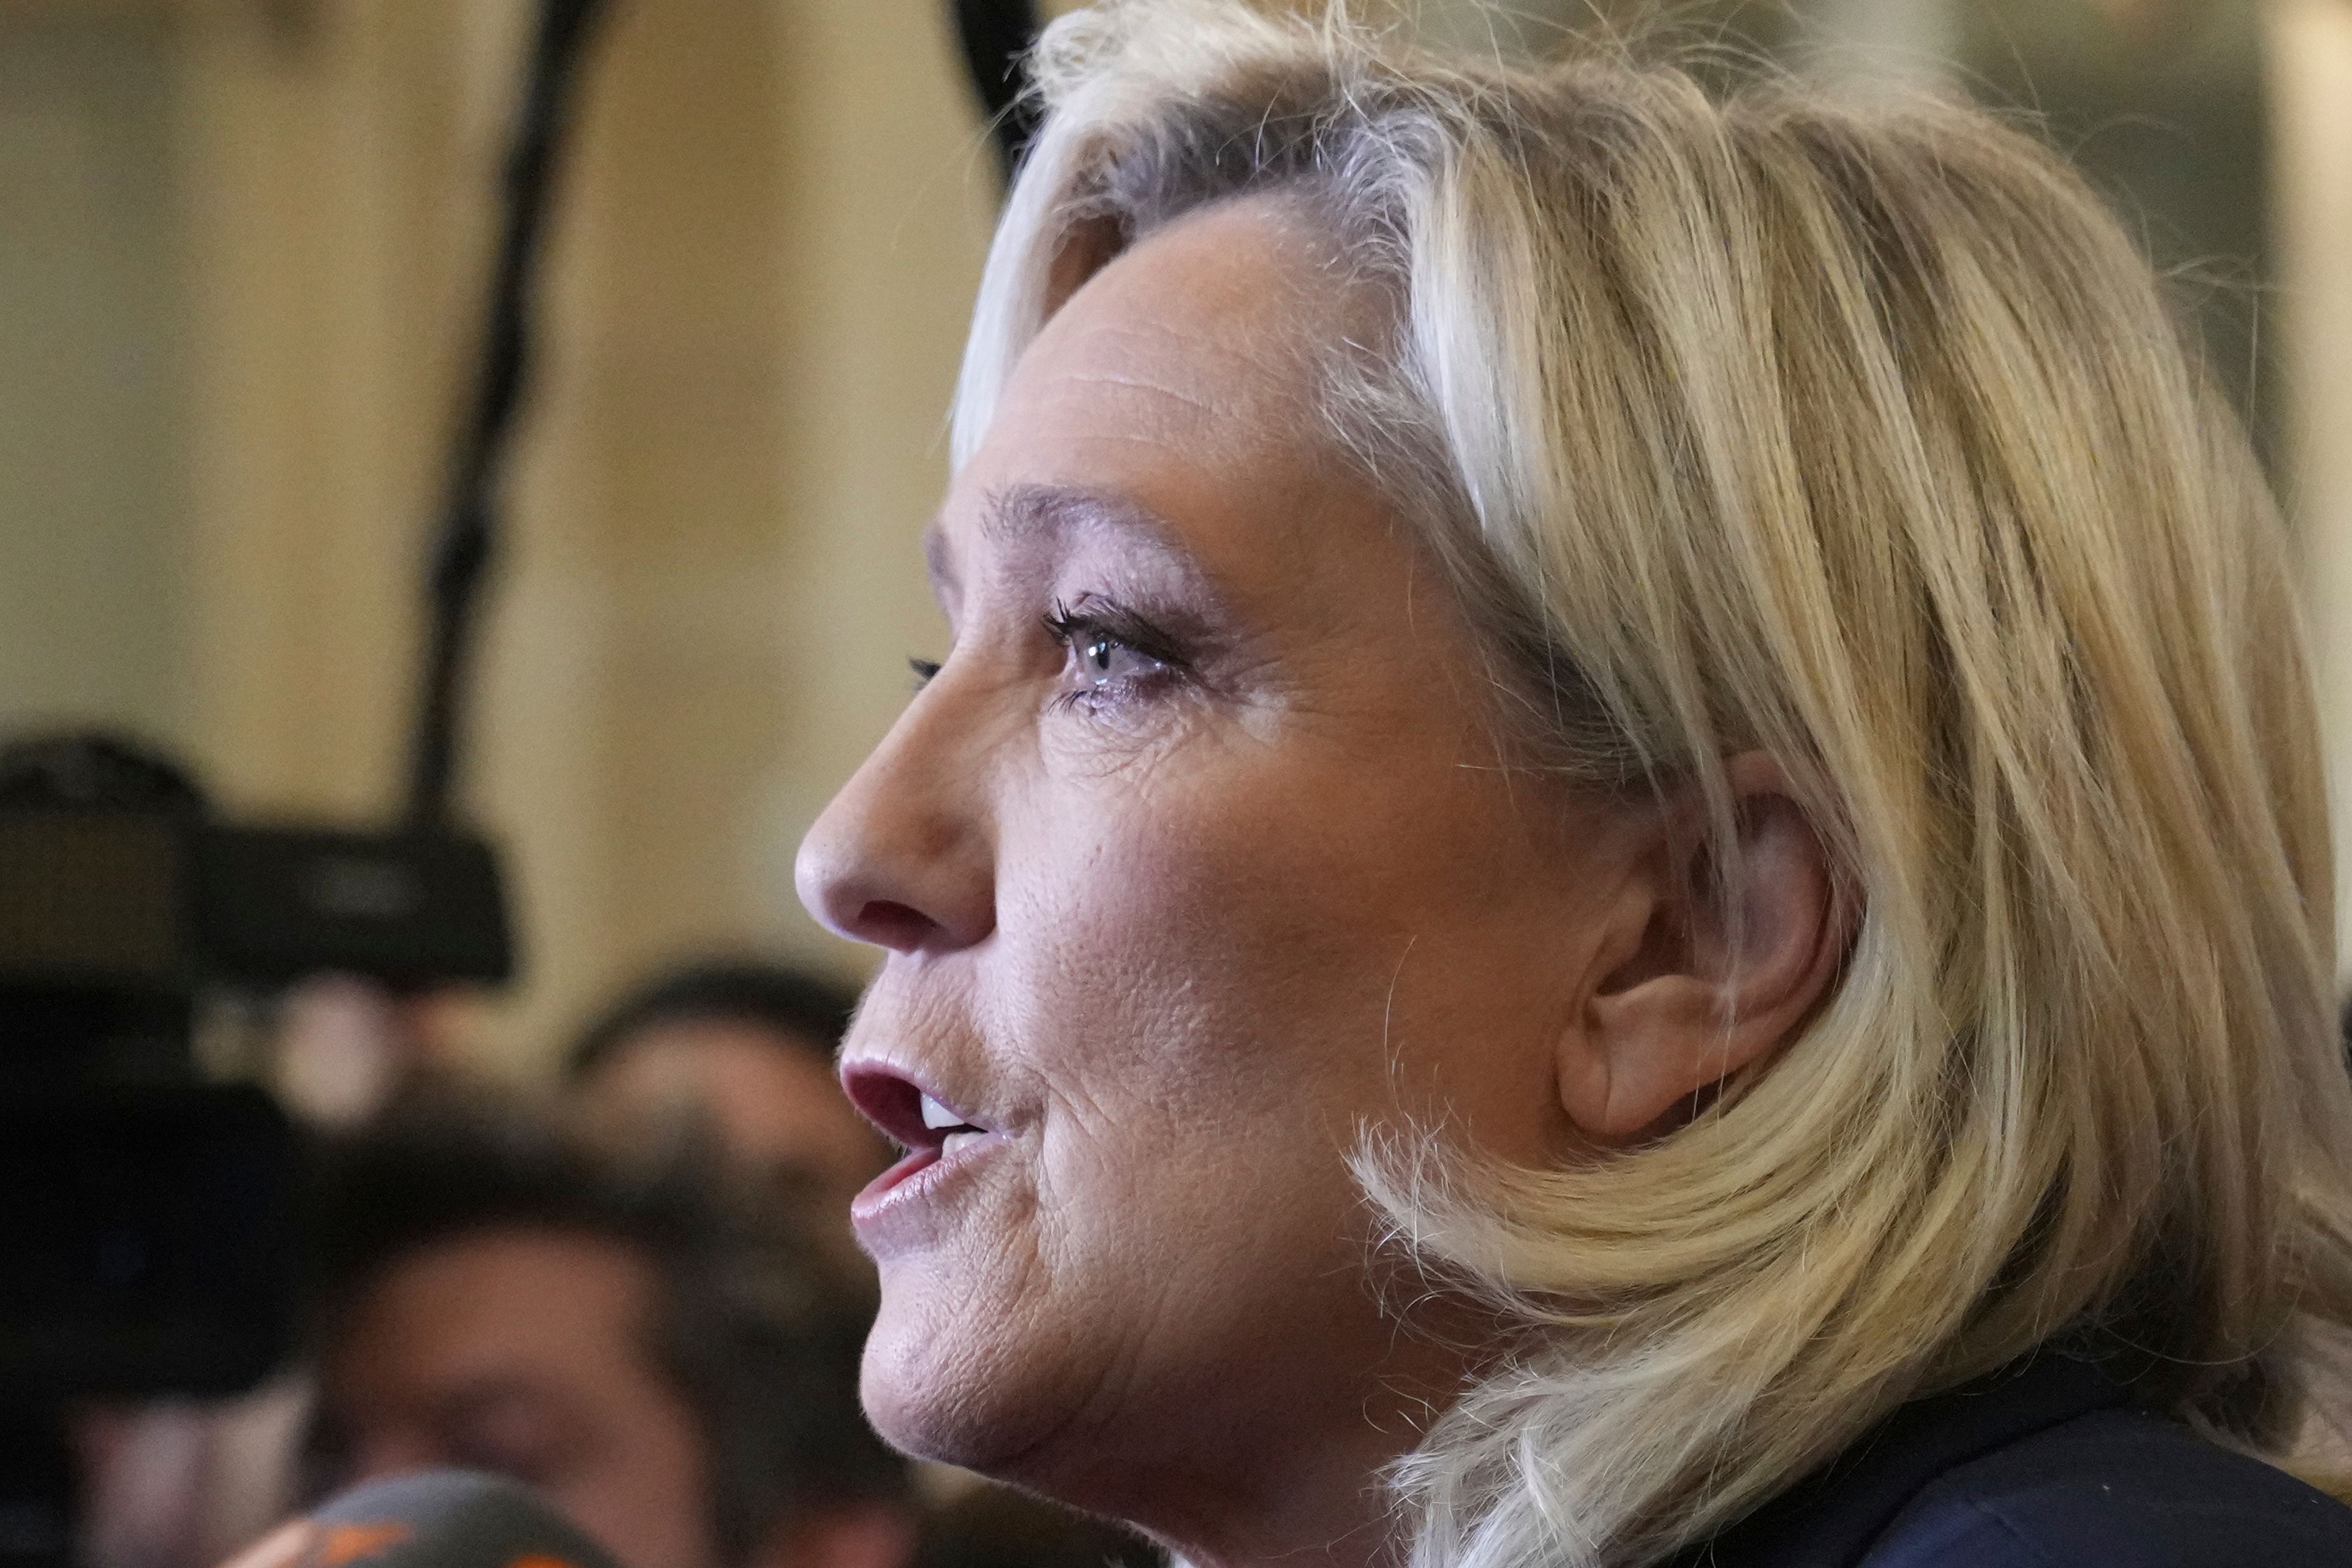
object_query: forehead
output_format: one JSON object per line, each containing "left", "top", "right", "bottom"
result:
{"left": 1021, "top": 197, "right": 1348, "bottom": 418}
{"left": 939, "top": 198, "right": 1383, "bottom": 579}
{"left": 328, "top": 1228, "right": 658, "bottom": 1389}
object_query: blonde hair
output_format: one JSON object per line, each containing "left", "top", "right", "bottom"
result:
{"left": 950, "top": 6, "right": 2352, "bottom": 1565}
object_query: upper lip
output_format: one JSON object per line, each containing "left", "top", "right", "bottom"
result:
{"left": 840, "top": 1060, "right": 994, "bottom": 1152}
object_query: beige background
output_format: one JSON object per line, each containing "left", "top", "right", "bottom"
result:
{"left": 2, "top": 0, "right": 2348, "bottom": 1076}
{"left": 5, "top": 0, "right": 994, "bottom": 1070}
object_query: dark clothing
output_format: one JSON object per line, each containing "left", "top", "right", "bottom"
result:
{"left": 1672, "top": 1351, "right": 2352, "bottom": 1566}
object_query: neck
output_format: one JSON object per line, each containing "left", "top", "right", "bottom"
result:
{"left": 1020, "top": 1322, "right": 1469, "bottom": 1568}
{"left": 1141, "top": 1436, "right": 1411, "bottom": 1568}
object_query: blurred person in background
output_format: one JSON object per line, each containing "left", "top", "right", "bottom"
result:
{"left": 566, "top": 961, "right": 891, "bottom": 1223}
{"left": 301, "top": 1098, "right": 916, "bottom": 1568}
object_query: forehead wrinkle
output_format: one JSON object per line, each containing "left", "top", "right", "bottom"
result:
{"left": 1057, "top": 368, "right": 1224, "bottom": 418}
{"left": 1046, "top": 303, "right": 1324, "bottom": 422}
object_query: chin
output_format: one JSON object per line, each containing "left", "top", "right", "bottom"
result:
{"left": 858, "top": 1263, "right": 1093, "bottom": 1479}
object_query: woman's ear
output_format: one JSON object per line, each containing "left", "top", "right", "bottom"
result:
{"left": 1558, "top": 752, "right": 1851, "bottom": 1144}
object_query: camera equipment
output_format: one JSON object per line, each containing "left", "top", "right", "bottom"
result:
{"left": 0, "top": 0, "right": 601, "bottom": 1399}
{"left": 293, "top": 1471, "right": 623, "bottom": 1568}
{"left": 0, "top": 729, "right": 513, "bottom": 1393}
{"left": 2, "top": 0, "right": 608, "bottom": 1561}
{"left": 0, "top": 731, "right": 518, "bottom": 1568}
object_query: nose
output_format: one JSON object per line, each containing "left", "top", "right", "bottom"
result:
{"left": 342, "top": 1429, "right": 440, "bottom": 1491}
{"left": 795, "top": 684, "right": 997, "bottom": 954}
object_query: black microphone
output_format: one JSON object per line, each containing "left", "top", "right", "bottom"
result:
{"left": 241, "top": 1472, "right": 626, "bottom": 1568}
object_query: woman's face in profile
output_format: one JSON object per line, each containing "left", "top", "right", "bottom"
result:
{"left": 797, "top": 201, "right": 1643, "bottom": 1521}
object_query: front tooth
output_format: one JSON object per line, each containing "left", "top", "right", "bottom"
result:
{"left": 941, "top": 1128, "right": 987, "bottom": 1158}
{"left": 920, "top": 1093, "right": 959, "bottom": 1131}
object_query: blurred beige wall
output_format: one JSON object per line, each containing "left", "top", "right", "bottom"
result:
{"left": 2271, "top": 0, "right": 2352, "bottom": 982}
{"left": 471, "top": 0, "right": 993, "bottom": 1069}
{"left": 165, "top": 0, "right": 992, "bottom": 1073}
{"left": 0, "top": 12, "right": 190, "bottom": 755}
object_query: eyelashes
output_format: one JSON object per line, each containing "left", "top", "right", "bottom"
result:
{"left": 1042, "top": 596, "right": 1187, "bottom": 714}
{"left": 903, "top": 595, "right": 1191, "bottom": 710}
{"left": 1040, "top": 596, "right": 1184, "bottom": 666}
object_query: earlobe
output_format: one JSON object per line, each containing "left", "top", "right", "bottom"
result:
{"left": 1559, "top": 753, "right": 1850, "bottom": 1144}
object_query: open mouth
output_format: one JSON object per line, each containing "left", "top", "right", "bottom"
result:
{"left": 842, "top": 1063, "right": 1000, "bottom": 1205}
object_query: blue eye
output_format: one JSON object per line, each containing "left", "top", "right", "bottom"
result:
{"left": 1042, "top": 598, "right": 1185, "bottom": 709}
{"left": 1072, "top": 630, "right": 1162, "bottom": 687}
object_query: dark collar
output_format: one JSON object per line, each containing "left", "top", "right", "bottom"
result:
{"left": 1668, "top": 1349, "right": 2131, "bottom": 1568}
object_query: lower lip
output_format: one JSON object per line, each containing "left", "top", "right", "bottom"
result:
{"left": 849, "top": 1132, "right": 1006, "bottom": 1245}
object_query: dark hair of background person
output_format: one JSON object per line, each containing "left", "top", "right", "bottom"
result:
{"left": 914, "top": 1485, "right": 1161, "bottom": 1568}
{"left": 304, "top": 1097, "right": 906, "bottom": 1561}
{"left": 567, "top": 960, "right": 860, "bottom": 1082}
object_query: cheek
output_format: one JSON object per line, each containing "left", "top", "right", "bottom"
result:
{"left": 1001, "top": 728, "right": 1595, "bottom": 1180}
{"left": 1003, "top": 750, "right": 1409, "bottom": 1145}
{"left": 986, "top": 739, "right": 1510, "bottom": 1301}
{"left": 861, "top": 753, "right": 1415, "bottom": 1464}
{"left": 858, "top": 712, "right": 1599, "bottom": 1477}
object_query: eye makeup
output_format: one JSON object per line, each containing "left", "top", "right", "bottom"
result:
{"left": 908, "top": 480, "right": 1257, "bottom": 714}
{"left": 1041, "top": 594, "right": 1193, "bottom": 715}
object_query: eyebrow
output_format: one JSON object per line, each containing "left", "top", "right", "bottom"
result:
{"left": 982, "top": 482, "right": 1186, "bottom": 548}
{"left": 924, "top": 482, "right": 1213, "bottom": 600}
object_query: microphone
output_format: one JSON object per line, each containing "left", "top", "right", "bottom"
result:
{"left": 225, "top": 1472, "right": 627, "bottom": 1568}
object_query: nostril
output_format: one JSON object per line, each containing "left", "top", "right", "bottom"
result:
{"left": 794, "top": 760, "right": 993, "bottom": 952}
{"left": 855, "top": 899, "right": 940, "bottom": 952}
